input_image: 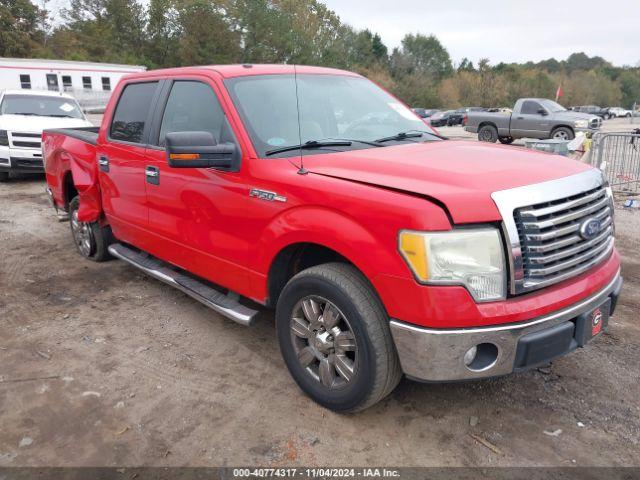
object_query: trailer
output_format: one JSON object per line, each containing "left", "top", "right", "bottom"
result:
{"left": 0, "top": 58, "right": 145, "bottom": 110}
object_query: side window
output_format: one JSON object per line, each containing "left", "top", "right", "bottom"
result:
{"left": 110, "top": 82, "right": 158, "bottom": 144}
{"left": 46, "top": 74, "right": 59, "bottom": 91}
{"left": 20, "top": 74, "right": 31, "bottom": 89}
{"left": 62, "top": 76, "right": 72, "bottom": 90}
{"left": 521, "top": 101, "right": 542, "bottom": 115}
{"left": 158, "top": 81, "right": 225, "bottom": 146}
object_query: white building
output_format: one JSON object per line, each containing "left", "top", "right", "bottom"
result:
{"left": 0, "top": 58, "right": 146, "bottom": 110}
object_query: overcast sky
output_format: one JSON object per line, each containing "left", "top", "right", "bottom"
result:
{"left": 322, "top": 0, "right": 639, "bottom": 67}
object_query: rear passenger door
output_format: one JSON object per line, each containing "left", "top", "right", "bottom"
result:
{"left": 98, "top": 81, "right": 161, "bottom": 245}
{"left": 142, "top": 78, "right": 250, "bottom": 293}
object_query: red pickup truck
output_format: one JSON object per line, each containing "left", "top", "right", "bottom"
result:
{"left": 43, "top": 65, "right": 622, "bottom": 412}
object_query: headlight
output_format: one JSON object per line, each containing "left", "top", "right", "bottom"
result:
{"left": 574, "top": 120, "right": 589, "bottom": 128}
{"left": 0, "top": 130, "right": 8, "bottom": 146}
{"left": 399, "top": 228, "right": 507, "bottom": 302}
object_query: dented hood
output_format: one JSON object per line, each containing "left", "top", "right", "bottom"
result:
{"left": 302, "top": 140, "right": 593, "bottom": 224}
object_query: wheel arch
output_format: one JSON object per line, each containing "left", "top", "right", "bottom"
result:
{"left": 62, "top": 170, "right": 78, "bottom": 210}
{"left": 258, "top": 207, "right": 402, "bottom": 309}
{"left": 550, "top": 124, "right": 575, "bottom": 136}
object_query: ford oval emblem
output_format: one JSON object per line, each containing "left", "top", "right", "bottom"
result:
{"left": 579, "top": 217, "right": 602, "bottom": 240}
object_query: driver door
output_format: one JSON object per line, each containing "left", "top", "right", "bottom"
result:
{"left": 511, "top": 100, "right": 550, "bottom": 138}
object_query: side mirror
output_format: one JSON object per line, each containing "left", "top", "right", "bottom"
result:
{"left": 165, "top": 131, "right": 238, "bottom": 170}
{"left": 537, "top": 108, "right": 548, "bottom": 116}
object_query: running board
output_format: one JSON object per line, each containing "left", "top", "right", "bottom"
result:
{"left": 108, "top": 243, "right": 258, "bottom": 326}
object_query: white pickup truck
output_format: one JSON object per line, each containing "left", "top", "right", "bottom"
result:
{"left": 0, "top": 90, "right": 93, "bottom": 181}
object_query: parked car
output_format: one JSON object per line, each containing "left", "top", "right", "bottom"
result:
{"left": 43, "top": 65, "right": 622, "bottom": 412}
{"left": 465, "top": 98, "right": 602, "bottom": 143}
{"left": 0, "top": 90, "right": 93, "bottom": 181}
{"left": 430, "top": 109, "right": 464, "bottom": 127}
{"left": 412, "top": 108, "right": 440, "bottom": 118}
{"left": 572, "top": 105, "right": 612, "bottom": 119}
{"left": 608, "top": 107, "right": 633, "bottom": 118}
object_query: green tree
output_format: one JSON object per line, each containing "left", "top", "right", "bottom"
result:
{"left": 177, "top": 0, "right": 240, "bottom": 65}
{"left": 146, "top": 0, "right": 179, "bottom": 67}
{"left": 457, "top": 57, "right": 475, "bottom": 72}
{"left": 618, "top": 69, "right": 640, "bottom": 108}
{"left": 392, "top": 33, "right": 453, "bottom": 79}
{"left": 0, "top": 0, "right": 40, "bottom": 56}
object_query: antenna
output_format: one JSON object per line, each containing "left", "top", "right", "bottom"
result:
{"left": 293, "top": 64, "right": 308, "bottom": 175}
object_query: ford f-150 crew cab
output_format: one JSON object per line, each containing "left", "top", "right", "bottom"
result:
{"left": 465, "top": 97, "right": 602, "bottom": 144}
{"left": 43, "top": 65, "right": 623, "bottom": 412}
{"left": 0, "top": 89, "right": 93, "bottom": 182}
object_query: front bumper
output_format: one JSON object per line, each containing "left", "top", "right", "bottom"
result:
{"left": 389, "top": 270, "right": 622, "bottom": 382}
{"left": 0, "top": 146, "right": 44, "bottom": 174}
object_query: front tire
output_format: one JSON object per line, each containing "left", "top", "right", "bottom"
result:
{"left": 551, "top": 126, "right": 575, "bottom": 140}
{"left": 69, "top": 196, "right": 113, "bottom": 262}
{"left": 276, "top": 263, "right": 401, "bottom": 413}
{"left": 0, "top": 172, "right": 9, "bottom": 182}
{"left": 478, "top": 124, "right": 498, "bottom": 143}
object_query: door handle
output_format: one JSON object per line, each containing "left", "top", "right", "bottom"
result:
{"left": 517, "top": 116, "right": 524, "bottom": 120}
{"left": 145, "top": 166, "right": 160, "bottom": 185}
{"left": 98, "top": 155, "right": 109, "bottom": 172}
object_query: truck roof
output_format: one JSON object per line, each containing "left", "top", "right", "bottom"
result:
{"left": 121, "top": 64, "right": 362, "bottom": 81}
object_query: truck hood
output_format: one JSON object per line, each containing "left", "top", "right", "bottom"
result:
{"left": 0, "top": 114, "right": 92, "bottom": 133}
{"left": 302, "top": 140, "right": 593, "bottom": 224}
{"left": 555, "top": 110, "right": 598, "bottom": 122}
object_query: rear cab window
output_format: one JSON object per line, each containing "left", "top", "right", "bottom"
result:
{"left": 109, "top": 82, "right": 159, "bottom": 144}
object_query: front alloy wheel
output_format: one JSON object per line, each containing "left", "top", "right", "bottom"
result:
{"left": 290, "top": 296, "right": 357, "bottom": 389}
{"left": 276, "top": 263, "right": 402, "bottom": 412}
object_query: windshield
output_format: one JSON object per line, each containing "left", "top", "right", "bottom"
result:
{"left": 0, "top": 95, "right": 84, "bottom": 119}
{"left": 540, "top": 99, "right": 567, "bottom": 113}
{"left": 225, "top": 74, "right": 440, "bottom": 158}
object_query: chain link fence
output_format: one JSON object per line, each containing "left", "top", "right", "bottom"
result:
{"left": 590, "top": 131, "right": 640, "bottom": 194}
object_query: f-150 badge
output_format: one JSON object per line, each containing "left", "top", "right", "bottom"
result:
{"left": 249, "top": 188, "right": 287, "bottom": 203}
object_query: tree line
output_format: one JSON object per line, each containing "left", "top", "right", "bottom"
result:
{"left": 2, "top": 0, "right": 640, "bottom": 109}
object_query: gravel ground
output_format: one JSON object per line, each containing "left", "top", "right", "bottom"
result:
{"left": 0, "top": 125, "right": 639, "bottom": 467}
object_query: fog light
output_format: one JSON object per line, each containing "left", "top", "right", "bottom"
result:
{"left": 464, "top": 346, "right": 478, "bottom": 366}
{"left": 463, "top": 343, "right": 499, "bottom": 372}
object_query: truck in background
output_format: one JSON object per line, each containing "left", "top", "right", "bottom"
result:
{"left": 465, "top": 98, "right": 601, "bottom": 144}
{"left": 0, "top": 90, "right": 93, "bottom": 182}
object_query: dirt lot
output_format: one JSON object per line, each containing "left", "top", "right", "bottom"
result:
{"left": 1, "top": 173, "right": 640, "bottom": 467}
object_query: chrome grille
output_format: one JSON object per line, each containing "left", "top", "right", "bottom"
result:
{"left": 491, "top": 169, "right": 615, "bottom": 296}
{"left": 9, "top": 132, "right": 42, "bottom": 150}
{"left": 514, "top": 184, "right": 614, "bottom": 291}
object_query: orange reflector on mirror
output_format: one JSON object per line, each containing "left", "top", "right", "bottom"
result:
{"left": 170, "top": 153, "right": 200, "bottom": 160}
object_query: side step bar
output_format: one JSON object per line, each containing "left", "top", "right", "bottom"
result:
{"left": 108, "top": 243, "right": 259, "bottom": 326}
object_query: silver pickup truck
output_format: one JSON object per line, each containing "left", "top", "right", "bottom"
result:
{"left": 464, "top": 98, "right": 602, "bottom": 144}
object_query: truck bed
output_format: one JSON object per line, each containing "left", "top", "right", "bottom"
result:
{"left": 44, "top": 126, "right": 99, "bottom": 145}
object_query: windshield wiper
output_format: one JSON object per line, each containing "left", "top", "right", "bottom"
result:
{"left": 374, "top": 131, "right": 425, "bottom": 143}
{"left": 49, "top": 114, "right": 76, "bottom": 118}
{"left": 375, "top": 130, "right": 447, "bottom": 143}
{"left": 265, "top": 140, "right": 352, "bottom": 156}
{"left": 12, "top": 112, "right": 40, "bottom": 116}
